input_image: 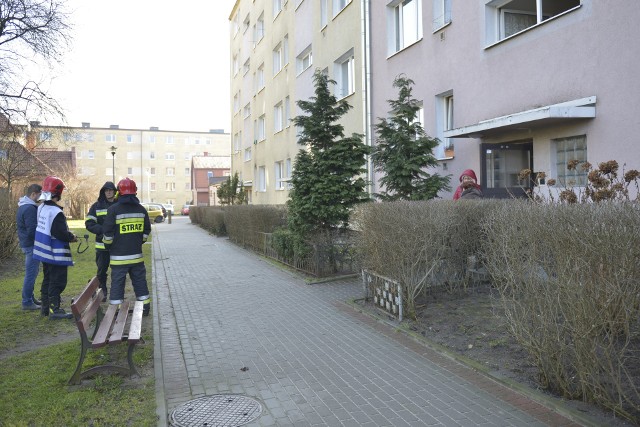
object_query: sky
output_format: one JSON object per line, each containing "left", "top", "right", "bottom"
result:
{"left": 46, "top": 0, "right": 237, "bottom": 133}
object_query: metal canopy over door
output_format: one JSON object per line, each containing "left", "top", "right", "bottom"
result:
{"left": 481, "top": 140, "right": 533, "bottom": 198}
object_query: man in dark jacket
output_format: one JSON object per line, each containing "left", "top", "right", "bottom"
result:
{"left": 85, "top": 181, "right": 117, "bottom": 301}
{"left": 16, "top": 183, "right": 43, "bottom": 310}
{"left": 33, "top": 176, "right": 77, "bottom": 320}
{"left": 102, "top": 178, "right": 152, "bottom": 316}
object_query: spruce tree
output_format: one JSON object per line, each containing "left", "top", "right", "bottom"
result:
{"left": 371, "top": 75, "right": 450, "bottom": 200}
{"left": 288, "top": 70, "right": 371, "bottom": 235}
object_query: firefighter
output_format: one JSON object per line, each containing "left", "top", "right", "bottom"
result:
{"left": 102, "top": 178, "right": 152, "bottom": 316}
{"left": 85, "top": 181, "right": 118, "bottom": 302}
{"left": 33, "top": 176, "right": 77, "bottom": 320}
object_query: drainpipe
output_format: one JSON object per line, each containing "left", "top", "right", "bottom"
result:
{"left": 360, "top": 0, "right": 373, "bottom": 197}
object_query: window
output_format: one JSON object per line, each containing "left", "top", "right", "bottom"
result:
{"left": 165, "top": 182, "right": 176, "bottom": 191}
{"left": 233, "top": 54, "right": 239, "bottom": 76}
{"left": 254, "top": 13, "right": 265, "bottom": 45}
{"left": 185, "top": 183, "right": 190, "bottom": 190}
{"left": 150, "top": 182, "right": 156, "bottom": 192}
{"left": 243, "top": 57, "right": 250, "bottom": 75}
{"left": 273, "top": 43, "right": 284, "bottom": 75}
{"left": 185, "top": 167, "right": 190, "bottom": 176}
{"left": 245, "top": 147, "right": 252, "bottom": 161}
{"left": 274, "top": 103, "right": 283, "bottom": 133}
{"left": 485, "top": 0, "right": 580, "bottom": 43}
{"left": 195, "top": 138, "right": 201, "bottom": 145}
{"left": 554, "top": 135, "right": 587, "bottom": 186}
{"left": 184, "top": 152, "right": 190, "bottom": 160}
{"left": 150, "top": 151, "right": 155, "bottom": 160}
{"left": 232, "top": 12, "right": 240, "bottom": 35}
{"left": 320, "top": 0, "right": 328, "bottom": 27}
{"left": 243, "top": 13, "right": 250, "bottom": 33}
{"left": 258, "top": 166, "right": 266, "bottom": 191}
{"left": 334, "top": 51, "right": 355, "bottom": 98}
{"left": 165, "top": 152, "right": 175, "bottom": 160}
{"left": 286, "top": 158, "right": 293, "bottom": 189}
{"left": 435, "top": 91, "right": 454, "bottom": 159}
{"left": 390, "top": 0, "right": 422, "bottom": 54}
{"left": 334, "top": 0, "right": 350, "bottom": 16}
{"left": 284, "top": 96, "right": 291, "bottom": 127}
{"left": 166, "top": 167, "right": 175, "bottom": 176}
{"left": 88, "top": 150, "right": 95, "bottom": 159}
{"left": 105, "top": 134, "right": 116, "bottom": 142}
{"left": 207, "top": 171, "right": 213, "bottom": 178}
{"left": 256, "top": 64, "right": 265, "bottom": 93}
{"left": 256, "top": 115, "right": 266, "bottom": 141}
{"left": 127, "top": 134, "right": 134, "bottom": 143}
{"left": 296, "top": 45, "right": 312, "bottom": 75}
{"left": 167, "top": 136, "right": 174, "bottom": 144}
{"left": 149, "top": 135, "right": 156, "bottom": 143}
{"left": 243, "top": 103, "right": 251, "bottom": 119}
{"left": 233, "top": 92, "right": 241, "bottom": 113}
{"left": 273, "top": 0, "right": 283, "bottom": 16}
{"left": 149, "top": 167, "right": 156, "bottom": 175}
{"left": 128, "top": 167, "right": 133, "bottom": 175}
{"left": 275, "top": 161, "right": 285, "bottom": 189}
{"left": 433, "top": 0, "right": 451, "bottom": 30}
{"left": 234, "top": 132, "right": 242, "bottom": 152}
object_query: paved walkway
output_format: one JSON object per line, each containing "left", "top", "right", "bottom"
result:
{"left": 152, "top": 217, "right": 580, "bottom": 427}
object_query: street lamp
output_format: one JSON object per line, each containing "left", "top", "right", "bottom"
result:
{"left": 110, "top": 145, "right": 117, "bottom": 183}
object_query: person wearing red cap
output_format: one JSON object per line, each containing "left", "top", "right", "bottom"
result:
{"left": 33, "top": 176, "right": 78, "bottom": 320}
{"left": 102, "top": 178, "right": 152, "bottom": 316}
{"left": 453, "top": 169, "right": 484, "bottom": 200}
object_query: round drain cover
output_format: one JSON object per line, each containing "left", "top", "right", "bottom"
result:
{"left": 170, "top": 394, "right": 263, "bottom": 427}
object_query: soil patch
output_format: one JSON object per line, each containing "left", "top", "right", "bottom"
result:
{"left": 360, "top": 284, "right": 634, "bottom": 427}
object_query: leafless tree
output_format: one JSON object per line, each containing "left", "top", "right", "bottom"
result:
{"left": 0, "top": 0, "right": 72, "bottom": 124}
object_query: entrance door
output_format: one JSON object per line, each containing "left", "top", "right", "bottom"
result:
{"left": 481, "top": 140, "right": 533, "bottom": 199}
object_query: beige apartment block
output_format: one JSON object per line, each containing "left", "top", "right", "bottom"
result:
{"left": 33, "top": 124, "right": 230, "bottom": 206}
{"left": 229, "top": 0, "right": 367, "bottom": 205}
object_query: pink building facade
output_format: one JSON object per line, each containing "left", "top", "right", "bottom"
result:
{"left": 369, "top": 1, "right": 639, "bottom": 198}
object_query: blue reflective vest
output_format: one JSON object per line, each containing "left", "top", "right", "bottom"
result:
{"left": 33, "top": 204, "right": 74, "bottom": 266}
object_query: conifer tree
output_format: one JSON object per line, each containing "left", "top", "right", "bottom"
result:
{"left": 371, "top": 75, "right": 450, "bottom": 200}
{"left": 288, "top": 70, "right": 371, "bottom": 235}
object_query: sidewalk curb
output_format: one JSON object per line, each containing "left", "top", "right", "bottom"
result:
{"left": 343, "top": 298, "right": 605, "bottom": 427}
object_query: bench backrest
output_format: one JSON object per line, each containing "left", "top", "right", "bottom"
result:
{"left": 70, "top": 276, "right": 104, "bottom": 337}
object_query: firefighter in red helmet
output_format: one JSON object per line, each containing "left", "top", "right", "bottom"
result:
{"left": 33, "top": 176, "right": 77, "bottom": 319}
{"left": 102, "top": 178, "right": 152, "bottom": 316}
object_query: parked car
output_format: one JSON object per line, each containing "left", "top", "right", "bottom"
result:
{"left": 181, "top": 204, "right": 191, "bottom": 216}
{"left": 141, "top": 203, "right": 166, "bottom": 223}
{"left": 162, "top": 203, "right": 174, "bottom": 216}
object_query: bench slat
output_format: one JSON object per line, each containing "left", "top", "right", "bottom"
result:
{"left": 92, "top": 304, "right": 118, "bottom": 348}
{"left": 71, "top": 276, "right": 100, "bottom": 318}
{"left": 109, "top": 302, "right": 130, "bottom": 344}
{"left": 79, "top": 291, "right": 103, "bottom": 334}
{"left": 128, "top": 301, "right": 144, "bottom": 343}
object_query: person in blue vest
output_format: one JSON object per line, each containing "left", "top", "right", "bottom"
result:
{"left": 85, "top": 181, "right": 117, "bottom": 302}
{"left": 33, "top": 176, "right": 78, "bottom": 320}
{"left": 102, "top": 178, "right": 152, "bottom": 316}
{"left": 16, "top": 183, "right": 43, "bottom": 310}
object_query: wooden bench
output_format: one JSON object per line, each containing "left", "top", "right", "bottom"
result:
{"left": 68, "top": 276, "right": 144, "bottom": 385}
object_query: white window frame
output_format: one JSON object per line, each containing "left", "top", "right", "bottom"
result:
{"left": 389, "top": 0, "right": 423, "bottom": 54}
{"left": 244, "top": 147, "right": 252, "bottom": 162}
{"left": 275, "top": 161, "right": 285, "bottom": 190}
{"left": 296, "top": 45, "right": 313, "bottom": 75}
{"left": 255, "top": 13, "right": 265, "bottom": 45}
{"left": 256, "top": 64, "right": 265, "bottom": 93}
{"left": 285, "top": 158, "right": 293, "bottom": 189}
{"left": 435, "top": 90, "right": 454, "bottom": 159}
{"left": 273, "top": 0, "right": 283, "bottom": 17}
{"left": 233, "top": 54, "right": 239, "bottom": 76}
{"left": 243, "top": 57, "right": 250, "bottom": 75}
{"left": 273, "top": 42, "right": 284, "bottom": 75}
{"left": 88, "top": 150, "right": 94, "bottom": 160}
{"left": 334, "top": 0, "right": 351, "bottom": 16}
{"left": 105, "top": 134, "right": 116, "bottom": 143}
{"left": 485, "top": 0, "right": 581, "bottom": 45}
{"left": 243, "top": 103, "right": 251, "bottom": 119}
{"left": 334, "top": 51, "right": 355, "bottom": 99}
{"left": 433, "top": 0, "right": 452, "bottom": 31}
{"left": 256, "top": 115, "right": 266, "bottom": 141}
{"left": 166, "top": 167, "right": 175, "bottom": 176}
{"left": 274, "top": 103, "right": 284, "bottom": 133}
{"left": 320, "top": 0, "right": 328, "bottom": 27}
{"left": 258, "top": 166, "right": 266, "bottom": 192}
{"left": 165, "top": 152, "right": 175, "bottom": 160}
{"left": 126, "top": 134, "right": 134, "bottom": 143}
{"left": 284, "top": 96, "right": 291, "bottom": 127}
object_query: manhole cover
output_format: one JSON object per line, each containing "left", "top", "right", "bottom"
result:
{"left": 170, "top": 395, "right": 263, "bottom": 427}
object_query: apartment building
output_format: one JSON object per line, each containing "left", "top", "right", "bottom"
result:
{"left": 370, "top": 0, "right": 640, "bottom": 198}
{"left": 229, "top": 0, "right": 367, "bottom": 204}
{"left": 232, "top": 0, "right": 640, "bottom": 203}
{"left": 33, "top": 123, "right": 230, "bottom": 206}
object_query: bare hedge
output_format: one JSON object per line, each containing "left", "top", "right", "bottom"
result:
{"left": 0, "top": 193, "right": 18, "bottom": 260}
{"left": 356, "top": 199, "right": 640, "bottom": 422}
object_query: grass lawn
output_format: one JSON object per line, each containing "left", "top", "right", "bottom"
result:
{"left": 0, "top": 220, "right": 157, "bottom": 426}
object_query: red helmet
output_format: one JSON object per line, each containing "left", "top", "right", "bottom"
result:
{"left": 42, "top": 176, "right": 65, "bottom": 197}
{"left": 117, "top": 177, "right": 137, "bottom": 195}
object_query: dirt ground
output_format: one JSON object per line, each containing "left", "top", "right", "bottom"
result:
{"left": 360, "top": 283, "right": 635, "bottom": 427}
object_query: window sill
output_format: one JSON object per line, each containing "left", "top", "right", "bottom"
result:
{"left": 432, "top": 20, "right": 451, "bottom": 34}
{"left": 387, "top": 36, "right": 423, "bottom": 59}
